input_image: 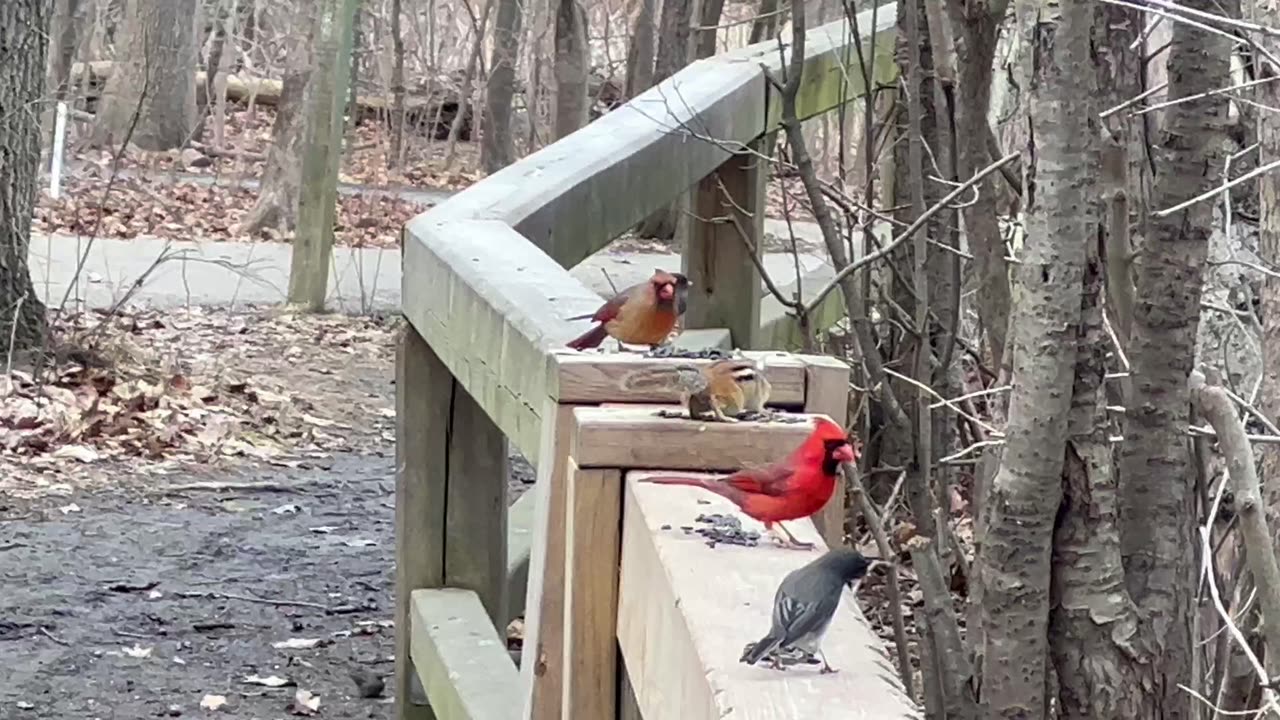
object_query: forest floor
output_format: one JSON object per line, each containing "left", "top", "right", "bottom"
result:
{"left": 0, "top": 307, "right": 537, "bottom": 718}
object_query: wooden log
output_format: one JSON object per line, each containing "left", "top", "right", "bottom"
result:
{"left": 519, "top": 403, "right": 579, "bottom": 720}
{"left": 409, "top": 588, "right": 520, "bottom": 720}
{"left": 562, "top": 461, "right": 622, "bottom": 720}
{"left": 396, "top": 327, "right": 451, "bottom": 720}
{"left": 616, "top": 472, "right": 921, "bottom": 720}
{"left": 446, "top": 384, "right": 510, "bottom": 627}
{"left": 681, "top": 138, "right": 765, "bottom": 349}
{"left": 799, "top": 354, "right": 852, "bottom": 548}
{"left": 551, "top": 350, "right": 806, "bottom": 405}
{"left": 568, "top": 407, "right": 830, "bottom": 472}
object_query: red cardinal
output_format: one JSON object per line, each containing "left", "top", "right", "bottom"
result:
{"left": 566, "top": 270, "right": 690, "bottom": 350}
{"left": 642, "top": 417, "right": 859, "bottom": 549}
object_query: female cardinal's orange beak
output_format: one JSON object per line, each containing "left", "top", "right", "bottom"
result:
{"left": 658, "top": 283, "right": 674, "bottom": 300}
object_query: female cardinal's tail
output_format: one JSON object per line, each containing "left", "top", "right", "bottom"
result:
{"left": 740, "top": 634, "right": 784, "bottom": 665}
{"left": 567, "top": 324, "right": 609, "bottom": 350}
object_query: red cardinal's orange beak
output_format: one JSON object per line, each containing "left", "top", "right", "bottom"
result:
{"left": 658, "top": 283, "right": 674, "bottom": 300}
{"left": 834, "top": 443, "right": 857, "bottom": 463}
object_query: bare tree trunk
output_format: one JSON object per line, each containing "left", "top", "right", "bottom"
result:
{"left": 552, "top": 0, "right": 588, "bottom": 139}
{"left": 634, "top": 0, "right": 693, "bottom": 239}
{"left": 91, "top": 0, "right": 199, "bottom": 150}
{"left": 44, "top": 0, "right": 82, "bottom": 145}
{"left": 624, "top": 0, "right": 656, "bottom": 98}
{"left": 0, "top": 0, "right": 50, "bottom": 352}
{"left": 237, "top": 5, "right": 316, "bottom": 236}
{"left": 697, "top": 0, "right": 726, "bottom": 58}
{"left": 749, "top": 0, "right": 780, "bottom": 43}
{"left": 389, "top": 0, "right": 406, "bottom": 170}
{"left": 1117, "top": 0, "right": 1228, "bottom": 714}
{"left": 975, "top": 0, "right": 1094, "bottom": 715}
{"left": 482, "top": 0, "right": 524, "bottom": 173}
{"left": 1048, "top": 188, "right": 1144, "bottom": 719}
{"left": 289, "top": 0, "right": 361, "bottom": 310}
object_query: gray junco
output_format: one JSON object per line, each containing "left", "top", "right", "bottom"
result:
{"left": 739, "top": 548, "right": 874, "bottom": 673}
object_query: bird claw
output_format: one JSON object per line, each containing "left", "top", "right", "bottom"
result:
{"left": 819, "top": 664, "right": 839, "bottom": 675}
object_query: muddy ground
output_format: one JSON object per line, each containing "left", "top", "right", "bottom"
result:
{"left": 1, "top": 307, "right": 535, "bottom": 719}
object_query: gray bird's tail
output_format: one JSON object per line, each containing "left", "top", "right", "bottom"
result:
{"left": 740, "top": 634, "right": 783, "bottom": 665}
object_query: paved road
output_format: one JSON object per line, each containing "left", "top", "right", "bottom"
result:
{"left": 29, "top": 219, "right": 836, "bottom": 313}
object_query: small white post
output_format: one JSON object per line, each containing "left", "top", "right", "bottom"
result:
{"left": 49, "top": 101, "right": 68, "bottom": 199}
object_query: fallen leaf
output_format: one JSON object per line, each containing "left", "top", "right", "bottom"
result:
{"left": 341, "top": 537, "right": 378, "bottom": 547}
{"left": 289, "top": 689, "right": 320, "bottom": 715}
{"left": 53, "top": 445, "right": 99, "bottom": 463}
{"left": 121, "top": 644, "right": 152, "bottom": 658}
{"left": 272, "top": 638, "right": 322, "bottom": 650}
{"left": 271, "top": 503, "right": 302, "bottom": 515}
{"left": 58, "top": 503, "right": 81, "bottom": 515}
{"left": 199, "top": 694, "right": 227, "bottom": 710}
{"left": 244, "top": 674, "right": 294, "bottom": 688}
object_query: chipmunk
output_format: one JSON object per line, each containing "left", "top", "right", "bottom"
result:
{"left": 621, "top": 356, "right": 772, "bottom": 422}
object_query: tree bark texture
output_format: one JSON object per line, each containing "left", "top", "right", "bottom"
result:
{"left": 1117, "top": 0, "right": 1228, "bottom": 714}
{"left": 976, "top": 0, "right": 1094, "bottom": 716}
{"left": 552, "top": 0, "right": 588, "bottom": 140}
{"left": 1048, "top": 219, "right": 1143, "bottom": 719}
{"left": 696, "top": 0, "right": 726, "bottom": 58}
{"left": 624, "top": 0, "right": 656, "bottom": 98}
{"left": 482, "top": 0, "right": 524, "bottom": 173}
{"left": 0, "top": 0, "right": 51, "bottom": 352}
{"left": 389, "top": 0, "right": 406, "bottom": 169}
{"left": 92, "top": 0, "right": 198, "bottom": 150}
{"left": 1250, "top": 0, "right": 1280, "bottom": 534}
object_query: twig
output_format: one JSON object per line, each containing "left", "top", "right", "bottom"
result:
{"left": 158, "top": 481, "right": 294, "bottom": 493}
{"left": 39, "top": 626, "right": 70, "bottom": 646}
{"left": 176, "top": 590, "right": 334, "bottom": 612}
{"left": 1132, "top": 74, "right": 1280, "bottom": 116}
{"left": 846, "top": 466, "right": 913, "bottom": 696}
{"left": 601, "top": 268, "right": 618, "bottom": 295}
{"left": 1154, "top": 157, "right": 1280, "bottom": 218}
{"left": 1100, "top": 82, "right": 1168, "bottom": 120}
{"left": 801, "top": 152, "right": 1018, "bottom": 317}
{"left": 882, "top": 367, "right": 1004, "bottom": 437}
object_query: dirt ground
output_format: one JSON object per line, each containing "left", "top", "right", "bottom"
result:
{"left": 0, "top": 307, "right": 535, "bottom": 719}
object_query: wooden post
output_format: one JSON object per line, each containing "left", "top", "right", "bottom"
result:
{"left": 681, "top": 142, "right": 766, "bottom": 349}
{"left": 395, "top": 327, "right": 451, "bottom": 720}
{"left": 562, "top": 461, "right": 621, "bottom": 720}
{"left": 520, "top": 403, "right": 578, "bottom": 720}
{"left": 445, "top": 385, "right": 510, "bottom": 629}
{"left": 800, "top": 354, "right": 852, "bottom": 548}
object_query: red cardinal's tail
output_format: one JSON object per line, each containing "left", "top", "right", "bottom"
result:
{"left": 642, "top": 475, "right": 739, "bottom": 503}
{"left": 567, "top": 324, "right": 609, "bottom": 350}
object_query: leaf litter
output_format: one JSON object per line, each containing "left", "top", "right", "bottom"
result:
{"left": 0, "top": 306, "right": 399, "bottom": 498}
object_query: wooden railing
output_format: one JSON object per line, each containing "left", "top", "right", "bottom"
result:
{"left": 395, "top": 5, "right": 914, "bottom": 719}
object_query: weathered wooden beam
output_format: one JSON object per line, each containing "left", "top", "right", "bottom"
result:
{"left": 424, "top": 8, "right": 897, "bottom": 270}
{"left": 681, "top": 138, "right": 766, "bottom": 349}
{"left": 402, "top": 217, "right": 602, "bottom": 465}
{"left": 410, "top": 588, "right": 521, "bottom": 720}
{"left": 568, "top": 407, "right": 830, "bottom": 471}
{"left": 799, "top": 354, "right": 852, "bottom": 548}
{"left": 672, "top": 327, "right": 733, "bottom": 352}
{"left": 617, "top": 472, "right": 921, "bottom": 720}
{"left": 519, "top": 403, "right": 579, "bottom": 720}
{"left": 446, "top": 385, "right": 510, "bottom": 627}
{"left": 562, "top": 461, "right": 622, "bottom": 720}
{"left": 396, "top": 327, "right": 450, "bottom": 720}
{"left": 551, "top": 350, "right": 806, "bottom": 405}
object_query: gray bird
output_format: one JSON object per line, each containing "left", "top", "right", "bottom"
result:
{"left": 739, "top": 548, "right": 873, "bottom": 673}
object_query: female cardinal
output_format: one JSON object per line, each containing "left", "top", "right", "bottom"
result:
{"left": 739, "top": 548, "right": 874, "bottom": 673}
{"left": 642, "top": 417, "right": 858, "bottom": 549}
{"left": 565, "top": 270, "right": 690, "bottom": 350}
